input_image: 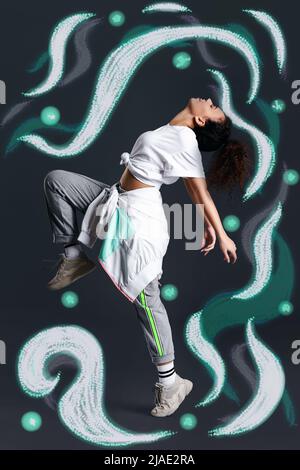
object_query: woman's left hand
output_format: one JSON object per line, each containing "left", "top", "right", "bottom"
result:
{"left": 200, "top": 224, "right": 216, "bottom": 255}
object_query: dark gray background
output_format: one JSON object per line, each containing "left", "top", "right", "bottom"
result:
{"left": 0, "top": 0, "right": 299, "bottom": 450}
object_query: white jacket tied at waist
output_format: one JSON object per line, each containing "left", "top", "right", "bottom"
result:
{"left": 78, "top": 149, "right": 132, "bottom": 248}
{"left": 77, "top": 180, "right": 170, "bottom": 302}
{"left": 77, "top": 183, "right": 120, "bottom": 248}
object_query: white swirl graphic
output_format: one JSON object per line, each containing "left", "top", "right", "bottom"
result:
{"left": 17, "top": 325, "right": 175, "bottom": 447}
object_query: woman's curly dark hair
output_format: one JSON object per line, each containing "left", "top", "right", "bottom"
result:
{"left": 192, "top": 115, "right": 252, "bottom": 193}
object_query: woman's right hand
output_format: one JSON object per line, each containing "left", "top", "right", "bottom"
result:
{"left": 218, "top": 235, "right": 237, "bottom": 263}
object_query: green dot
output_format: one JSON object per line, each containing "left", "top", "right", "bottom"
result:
{"left": 283, "top": 169, "right": 299, "bottom": 185}
{"left": 271, "top": 99, "right": 286, "bottom": 113}
{"left": 21, "top": 412, "right": 42, "bottom": 432}
{"left": 61, "top": 291, "right": 79, "bottom": 308}
{"left": 108, "top": 10, "right": 125, "bottom": 27}
{"left": 40, "top": 106, "right": 60, "bottom": 126}
{"left": 161, "top": 284, "right": 178, "bottom": 301}
{"left": 223, "top": 215, "right": 240, "bottom": 232}
{"left": 180, "top": 413, "right": 197, "bottom": 430}
{"left": 172, "top": 52, "right": 191, "bottom": 70}
{"left": 278, "top": 300, "right": 293, "bottom": 316}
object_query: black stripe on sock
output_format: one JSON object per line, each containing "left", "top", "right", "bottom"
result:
{"left": 158, "top": 367, "right": 175, "bottom": 375}
{"left": 158, "top": 366, "right": 174, "bottom": 374}
{"left": 159, "top": 370, "right": 175, "bottom": 378}
{"left": 158, "top": 368, "right": 175, "bottom": 377}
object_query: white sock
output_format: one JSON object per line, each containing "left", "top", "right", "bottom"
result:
{"left": 157, "top": 361, "right": 176, "bottom": 387}
{"left": 64, "top": 242, "right": 83, "bottom": 259}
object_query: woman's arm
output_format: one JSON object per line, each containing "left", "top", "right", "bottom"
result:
{"left": 182, "top": 176, "right": 237, "bottom": 263}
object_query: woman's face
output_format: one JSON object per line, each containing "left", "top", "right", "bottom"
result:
{"left": 188, "top": 97, "right": 225, "bottom": 124}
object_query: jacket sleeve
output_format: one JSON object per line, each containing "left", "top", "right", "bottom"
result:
{"left": 163, "top": 133, "right": 205, "bottom": 178}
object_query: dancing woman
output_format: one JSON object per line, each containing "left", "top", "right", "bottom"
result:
{"left": 43, "top": 97, "right": 250, "bottom": 417}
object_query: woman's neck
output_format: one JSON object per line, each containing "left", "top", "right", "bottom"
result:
{"left": 169, "top": 107, "right": 194, "bottom": 129}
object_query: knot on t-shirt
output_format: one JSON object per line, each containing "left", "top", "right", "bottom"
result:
{"left": 120, "top": 152, "right": 130, "bottom": 166}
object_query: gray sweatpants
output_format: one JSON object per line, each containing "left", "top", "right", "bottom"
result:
{"left": 44, "top": 170, "right": 175, "bottom": 365}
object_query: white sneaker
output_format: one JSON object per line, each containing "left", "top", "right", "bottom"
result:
{"left": 150, "top": 373, "right": 193, "bottom": 417}
{"left": 47, "top": 253, "right": 96, "bottom": 291}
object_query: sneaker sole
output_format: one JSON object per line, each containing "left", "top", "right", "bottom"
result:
{"left": 48, "top": 264, "right": 97, "bottom": 291}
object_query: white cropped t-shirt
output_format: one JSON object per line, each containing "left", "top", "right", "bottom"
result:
{"left": 119, "top": 123, "right": 205, "bottom": 189}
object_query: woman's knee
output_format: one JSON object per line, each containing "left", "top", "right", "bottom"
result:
{"left": 43, "top": 169, "right": 69, "bottom": 193}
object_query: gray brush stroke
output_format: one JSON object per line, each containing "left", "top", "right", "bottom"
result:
{"left": 0, "top": 101, "right": 32, "bottom": 127}
{"left": 180, "top": 14, "right": 226, "bottom": 69}
{"left": 218, "top": 342, "right": 256, "bottom": 423}
{"left": 241, "top": 165, "right": 288, "bottom": 263}
{"left": 59, "top": 17, "right": 103, "bottom": 87}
